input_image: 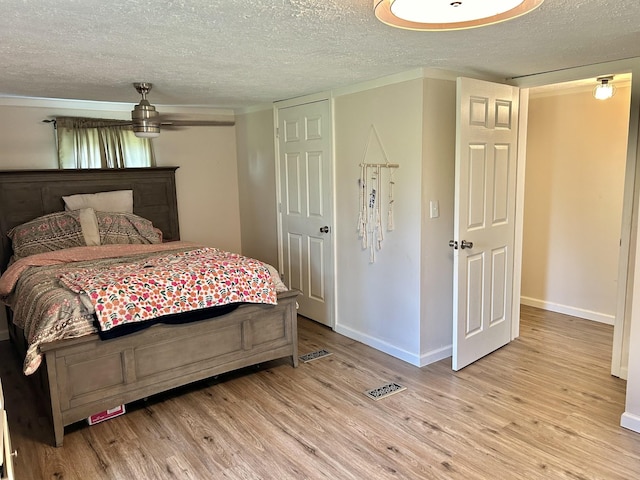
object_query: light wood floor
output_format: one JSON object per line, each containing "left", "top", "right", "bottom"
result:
{"left": 2, "top": 306, "right": 639, "bottom": 479}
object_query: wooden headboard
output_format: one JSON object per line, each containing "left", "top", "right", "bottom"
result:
{"left": 0, "top": 167, "right": 180, "bottom": 271}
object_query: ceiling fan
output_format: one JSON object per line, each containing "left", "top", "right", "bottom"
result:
{"left": 42, "top": 83, "right": 235, "bottom": 136}
{"left": 129, "top": 82, "right": 235, "bottom": 138}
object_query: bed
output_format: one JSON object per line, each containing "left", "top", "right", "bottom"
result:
{"left": 0, "top": 167, "right": 299, "bottom": 447}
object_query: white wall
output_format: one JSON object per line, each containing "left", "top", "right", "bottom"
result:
{"left": 235, "top": 107, "right": 279, "bottom": 267}
{"left": 333, "top": 79, "right": 424, "bottom": 364}
{"left": 522, "top": 86, "right": 631, "bottom": 324}
{"left": 420, "top": 78, "right": 456, "bottom": 364}
{"left": 0, "top": 99, "right": 240, "bottom": 339}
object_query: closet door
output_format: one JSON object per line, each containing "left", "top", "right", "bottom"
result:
{"left": 277, "top": 99, "right": 334, "bottom": 327}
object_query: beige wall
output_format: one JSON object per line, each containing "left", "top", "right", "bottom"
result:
{"left": 522, "top": 86, "right": 631, "bottom": 323}
{"left": 154, "top": 124, "right": 241, "bottom": 253}
{"left": 235, "top": 108, "right": 279, "bottom": 267}
{"left": 0, "top": 105, "right": 59, "bottom": 168}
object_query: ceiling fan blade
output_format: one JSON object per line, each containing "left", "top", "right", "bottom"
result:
{"left": 160, "top": 119, "right": 236, "bottom": 128}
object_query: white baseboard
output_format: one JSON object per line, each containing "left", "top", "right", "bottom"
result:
{"left": 621, "top": 412, "right": 640, "bottom": 433}
{"left": 620, "top": 366, "right": 629, "bottom": 380}
{"left": 520, "top": 296, "right": 615, "bottom": 325}
{"left": 420, "top": 345, "right": 452, "bottom": 367}
{"left": 335, "top": 323, "right": 421, "bottom": 366}
{"left": 334, "top": 323, "right": 452, "bottom": 368}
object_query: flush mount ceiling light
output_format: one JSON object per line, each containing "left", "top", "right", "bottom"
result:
{"left": 593, "top": 76, "right": 616, "bottom": 101}
{"left": 374, "top": 0, "right": 544, "bottom": 31}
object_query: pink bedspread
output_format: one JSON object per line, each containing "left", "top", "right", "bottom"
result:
{"left": 59, "top": 247, "right": 276, "bottom": 332}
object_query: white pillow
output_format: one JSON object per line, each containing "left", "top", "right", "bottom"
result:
{"left": 63, "top": 190, "right": 133, "bottom": 213}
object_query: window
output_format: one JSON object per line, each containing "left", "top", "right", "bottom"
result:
{"left": 55, "top": 117, "right": 156, "bottom": 169}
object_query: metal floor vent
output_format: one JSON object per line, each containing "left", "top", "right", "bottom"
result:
{"left": 364, "top": 382, "right": 407, "bottom": 401}
{"left": 299, "top": 349, "right": 333, "bottom": 363}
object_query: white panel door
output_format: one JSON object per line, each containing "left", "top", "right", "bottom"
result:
{"left": 452, "top": 77, "right": 519, "bottom": 370}
{"left": 278, "top": 100, "right": 333, "bottom": 326}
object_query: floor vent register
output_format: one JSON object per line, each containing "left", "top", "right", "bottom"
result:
{"left": 364, "top": 382, "right": 407, "bottom": 401}
{"left": 299, "top": 349, "right": 333, "bottom": 363}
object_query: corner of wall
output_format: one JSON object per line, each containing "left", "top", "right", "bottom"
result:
{"left": 419, "top": 77, "right": 457, "bottom": 363}
{"left": 234, "top": 108, "right": 279, "bottom": 267}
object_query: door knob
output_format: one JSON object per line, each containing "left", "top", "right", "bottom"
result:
{"left": 460, "top": 240, "right": 473, "bottom": 249}
{"left": 449, "top": 240, "right": 458, "bottom": 249}
{"left": 320, "top": 226, "right": 330, "bottom": 233}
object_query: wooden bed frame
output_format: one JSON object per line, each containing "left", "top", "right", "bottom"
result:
{"left": 0, "top": 167, "right": 298, "bottom": 447}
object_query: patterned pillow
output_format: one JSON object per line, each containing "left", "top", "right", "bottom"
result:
{"left": 8, "top": 211, "right": 86, "bottom": 258}
{"left": 96, "top": 212, "right": 162, "bottom": 245}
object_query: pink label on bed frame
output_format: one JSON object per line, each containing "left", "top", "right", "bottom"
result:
{"left": 87, "top": 404, "right": 126, "bottom": 425}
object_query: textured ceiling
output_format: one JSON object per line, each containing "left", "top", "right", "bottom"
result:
{"left": 0, "top": 0, "right": 639, "bottom": 109}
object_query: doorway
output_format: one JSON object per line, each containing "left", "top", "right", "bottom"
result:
{"left": 520, "top": 75, "right": 632, "bottom": 377}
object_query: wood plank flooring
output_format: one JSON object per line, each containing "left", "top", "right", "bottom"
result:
{"left": 1, "top": 305, "right": 639, "bottom": 479}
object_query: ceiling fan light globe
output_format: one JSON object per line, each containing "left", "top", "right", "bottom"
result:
{"left": 134, "top": 128, "right": 160, "bottom": 138}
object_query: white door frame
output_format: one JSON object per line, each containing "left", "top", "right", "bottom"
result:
{"left": 511, "top": 58, "right": 640, "bottom": 379}
{"left": 510, "top": 88, "right": 529, "bottom": 341}
{"left": 273, "top": 91, "right": 336, "bottom": 328}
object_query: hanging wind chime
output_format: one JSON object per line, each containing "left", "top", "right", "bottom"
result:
{"left": 357, "top": 125, "right": 399, "bottom": 263}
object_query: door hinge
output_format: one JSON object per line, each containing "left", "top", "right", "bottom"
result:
{"left": 276, "top": 127, "right": 280, "bottom": 138}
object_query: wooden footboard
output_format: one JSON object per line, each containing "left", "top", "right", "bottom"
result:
{"left": 33, "top": 290, "right": 298, "bottom": 446}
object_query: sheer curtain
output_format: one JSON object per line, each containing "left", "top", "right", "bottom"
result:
{"left": 56, "top": 117, "right": 156, "bottom": 169}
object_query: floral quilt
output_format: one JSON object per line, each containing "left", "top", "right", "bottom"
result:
{"left": 58, "top": 247, "right": 277, "bottom": 332}
{"left": 0, "top": 243, "right": 284, "bottom": 375}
